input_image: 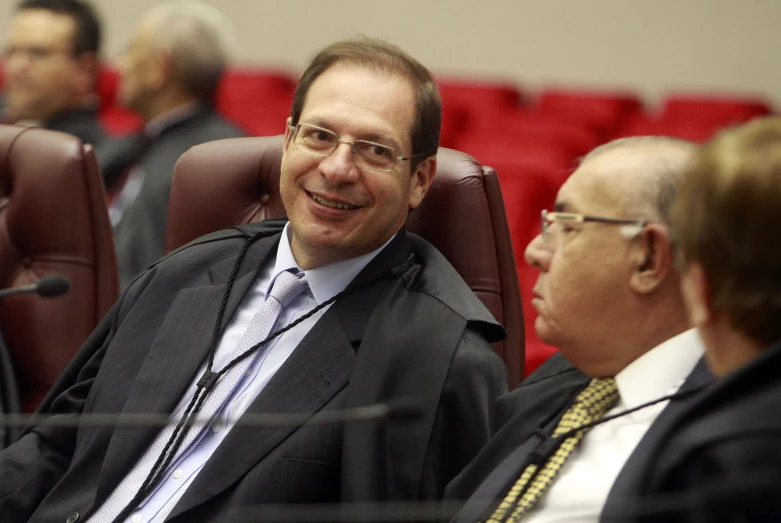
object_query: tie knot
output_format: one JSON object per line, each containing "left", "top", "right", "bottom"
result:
{"left": 575, "top": 377, "right": 619, "bottom": 418}
{"left": 267, "top": 270, "right": 309, "bottom": 309}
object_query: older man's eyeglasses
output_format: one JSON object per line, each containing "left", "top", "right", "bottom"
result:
{"left": 541, "top": 210, "right": 646, "bottom": 244}
{"left": 288, "top": 123, "right": 423, "bottom": 172}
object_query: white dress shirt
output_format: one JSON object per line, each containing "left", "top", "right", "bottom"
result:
{"left": 91, "top": 224, "right": 395, "bottom": 523}
{"left": 524, "top": 328, "right": 705, "bottom": 523}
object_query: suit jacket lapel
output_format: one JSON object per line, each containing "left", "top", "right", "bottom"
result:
{"left": 601, "top": 359, "right": 713, "bottom": 522}
{"left": 95, "top": 234, "right": 278, "bottom": 505}
{"left": 454, "top": 418, "right": 557, "bottom": 522}
{"left": 208, "top": 233, "right": 280, "bottom": 325}
{"left": 169, "top": 232, "right": 411, "bottom": 517}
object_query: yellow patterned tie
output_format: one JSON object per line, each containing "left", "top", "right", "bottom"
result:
{"left": 484, "top": 378, "right": 619, "bottom": 523}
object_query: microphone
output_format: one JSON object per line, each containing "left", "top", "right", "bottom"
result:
{"left": 0, "top": 274, "right": 71, "bottom": 300}
{"left": 0, "top": 400, "right": 424, "bottom": 429}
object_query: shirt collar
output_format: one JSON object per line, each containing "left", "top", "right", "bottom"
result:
{"left": 269, "top": 222, "right": 397, "bottom": 305}
{"left": 614, "top": 328, "right": 705, "bottom": 410}
{"left": 145, "top": 102, "right": 201, "bottom": 137}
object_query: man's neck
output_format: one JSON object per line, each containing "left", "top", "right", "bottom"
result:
{"left": 143, "top": 90, "right": 201, "bottom": 122}
{"left": 699, "top": 322, "right": 764, "bottom": 377}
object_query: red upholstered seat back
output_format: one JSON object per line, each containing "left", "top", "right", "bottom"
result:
{"left": 0, "top": 125, "right": 119, "bottom": 411}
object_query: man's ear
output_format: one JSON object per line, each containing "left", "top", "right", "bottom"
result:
{"left": 680, "top": 262, "right": 712, "bottom": 328}
{"left": 282, "top": 117, "right": 293, "bottom": 154}
{"left": 408, "top": 156, "right": 437, "bottom": 210}
{"left": 629, "top": 223, "right": 672, "bottom": 294}
{"left": 150, "top": 48, "right": 174, "bottom": 90}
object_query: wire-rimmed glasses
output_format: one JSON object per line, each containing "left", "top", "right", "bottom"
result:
{"left": 541, "top": 210, "right": 646, "bottom": 243}
{"left": 288, "top": 122, "right": 424, "bottom": 172}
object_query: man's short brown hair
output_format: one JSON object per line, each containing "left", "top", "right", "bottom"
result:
{"left": 672, "top": 117, "right": 781, "bottom": 345}
{"left": 290, "top": 36, "right": 441, "bottom": 173}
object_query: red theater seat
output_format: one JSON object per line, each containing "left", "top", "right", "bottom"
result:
{"left": 458, "top": 136, "right": 577, "bottom": 182}
{"left": 96, "top": 66, "right": 120, "bottom": 107}
{"left": 538, "top": 88, "right": 643, "bottom": 137}
{"left": 217, "top": 69, "right": 297, "bottom": 111}
{"left": 661, "top": 94, "right": 772, "bottom": 126}
{"left": 494, "top": 161, "right": 564, "bottom": 375}
{"left": 617, "top": 115, "right": 720, "bottom": 142}
{"left": 0, "top": 125, "right": 119, "bottom": 414}
{"left": 220, "top": 101, "right": 292, "bottom": 137}
{"left": 464, "top": 109, "right": 603, "bottom": 159}
{"left": 437, "top": 79, "right": 524, "bottom": 116}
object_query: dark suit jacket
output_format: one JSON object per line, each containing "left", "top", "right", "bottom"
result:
{"left": 447, "top": 350, "right": 714, "bottom": 522}
{"left": 0, "top": 99, "right": 107, "bottom": 149}
{"left": 108, "top": 106, "right": 244, "bottom": 287}
{"left": 629, "top": 340, "right": 781, "bottom": 523}
{"left": 44, "top": 106, "right": 107, "bottom": 148}
{"left": 0, "top": 220, "right": 508, "bottom": 523}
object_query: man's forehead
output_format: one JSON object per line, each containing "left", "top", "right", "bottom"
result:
{"left": 558, "top": 149, "right": 639, "bottom": 213}
{"left": 9, "top": 9, "right": 75, "bottom": 45}
{"left": 300, "top": 63, "right": 416, "bottom": 145}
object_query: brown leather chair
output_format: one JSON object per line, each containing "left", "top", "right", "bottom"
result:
{"left": 166, "top": 136, "right": 525, "bottom": 385}
{"left": 0, "top": 125, "right": 119, "bottom": 413}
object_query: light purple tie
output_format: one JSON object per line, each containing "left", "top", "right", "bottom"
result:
{"left": 89, "top": 270, "right": 309, "bottom": 522}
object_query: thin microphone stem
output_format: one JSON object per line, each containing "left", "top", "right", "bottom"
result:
{"left": 0, "top": 284, "right": 38, "bottom": 298}
{"left": 2, "top": 404, "right": 416, "bottom": 429}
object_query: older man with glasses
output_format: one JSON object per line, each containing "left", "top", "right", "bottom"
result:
{"left": 447, "top": 136, "right": 714, "bottom": 523}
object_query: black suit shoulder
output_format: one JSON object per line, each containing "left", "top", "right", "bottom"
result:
{"left": 44, "top": 106, "right": 107, "bottom": 147}
{"left": 112, "top": 106, "right": 247, "bottom": 286}
{"left": 640, "top": 343, "right": 781, "bottom": 522}
{"left": 445, "top": 352, "right": 588, "bottom": 502}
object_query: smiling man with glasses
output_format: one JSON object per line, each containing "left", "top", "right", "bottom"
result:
{"left": 0, "top": 36, "right": 507, "bottom": 523}
{"left": 447, "top": 136, "right": 715, "bottom": 523}
{"left": 1, "top": 0, "right": 106, "bottom": 148}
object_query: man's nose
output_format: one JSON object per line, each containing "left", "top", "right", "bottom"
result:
{"left": 318, "top": 142, "right": 359, "bottom": 184}
{"left": 525, "top": 233, "right": 552, "bottom": 271}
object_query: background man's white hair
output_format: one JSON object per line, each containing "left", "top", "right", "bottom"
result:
{"left": 146, "top": 0, "right": 237, "bottom": 102}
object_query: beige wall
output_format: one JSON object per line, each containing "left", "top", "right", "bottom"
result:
{"left": 3, "top": 0, "right": 779, "bottom": 106}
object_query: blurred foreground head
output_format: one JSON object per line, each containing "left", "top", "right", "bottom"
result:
{"left": 673, "top": 117, "right": 781, "bottom": 375}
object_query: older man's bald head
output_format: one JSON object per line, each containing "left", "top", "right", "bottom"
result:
{"left": 579, "top": 136, "right": 697, "bottom": 225}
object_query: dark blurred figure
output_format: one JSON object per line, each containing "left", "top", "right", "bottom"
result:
{"left": 635, "top": 117, "right": 781, "bottom": 522}
{"left": 1, "top": 0, "right": 106, "bottom": 147}
{"left": 101, "top": 0, "right": 244, "bottom": 287}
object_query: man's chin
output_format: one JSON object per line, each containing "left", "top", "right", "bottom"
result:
{"left": 534, "top": 318, "right": 560, "bottom": 347}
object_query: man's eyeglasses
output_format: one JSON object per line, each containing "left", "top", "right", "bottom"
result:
{"left": 3, "top": 46, "right": 74, "bottom": 63}
{"left": 541, "top": 210, "right": 646, "bottom": 244}
{"left": 287, "top": 123, "right": 424, "bottom": 172}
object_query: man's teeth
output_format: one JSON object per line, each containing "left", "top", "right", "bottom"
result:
{"left": 311, "top": 193, "right": 356, "bottom": 210}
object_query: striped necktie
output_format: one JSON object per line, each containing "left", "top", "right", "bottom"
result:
{"left": 485, "top": 378, "right": 619, "bottom": 523}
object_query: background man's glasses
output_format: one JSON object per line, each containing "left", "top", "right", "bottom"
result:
{"left": 288, "top": 122, "right": 423, "bottom": 172}
{"left": 3, "top": 46, "right": 74, "bottom": 63}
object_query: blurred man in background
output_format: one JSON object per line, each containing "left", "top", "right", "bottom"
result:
{"left": 101, "top": 0, "right": 244, "bottom": 287}
{"left": 1, "top": 0, "right": 106, "bottom": 146}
